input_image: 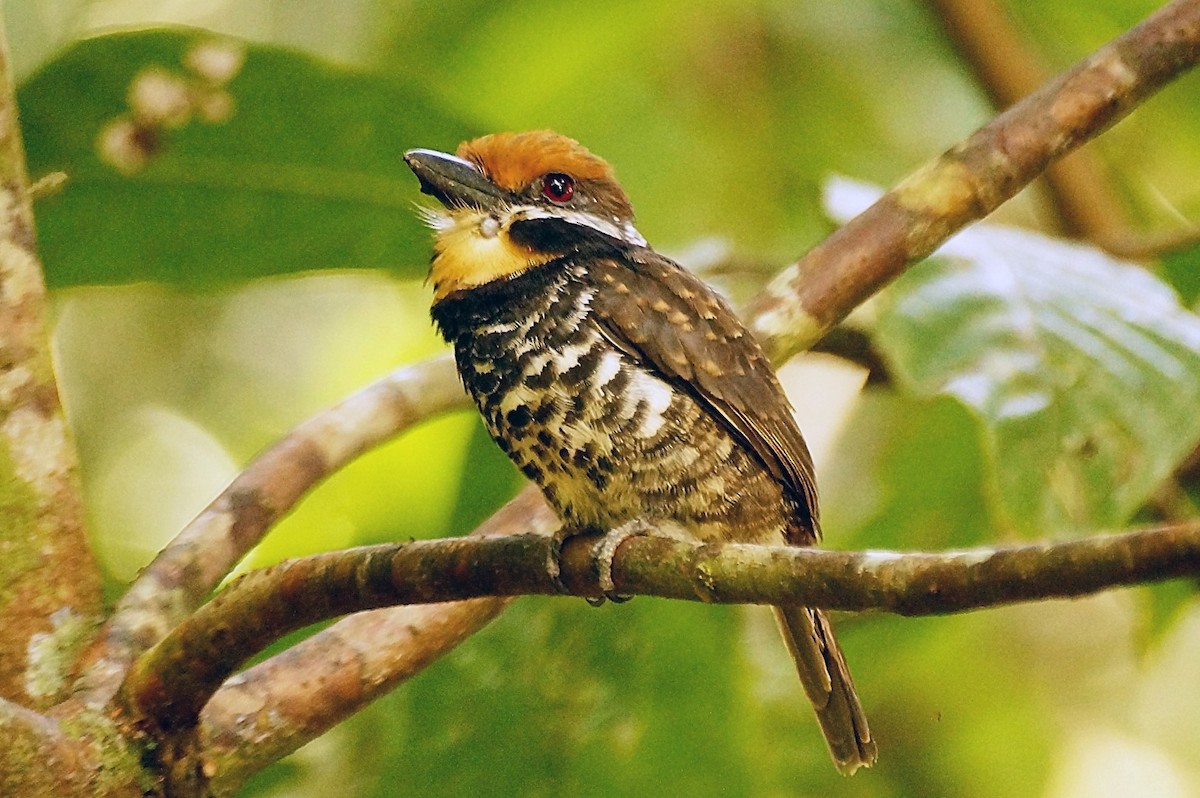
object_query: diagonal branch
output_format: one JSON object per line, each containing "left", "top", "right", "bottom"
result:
{"left": 122, "top": 519, "right": 1200, "bottom": 733}
{"left": 81, "top": 355, "right": 468, "bottom": 705}
{"left": 182, "top": 486, "right": 553, "bottom": 796}
{"left": 927, "top": 0, "right": 1200, "bottom": 258}
{"left": 925, "top": 0, "right": 1127, "bottom": 242}
{"left": 748, "top": 0, "right": 1200, "bottom": 361}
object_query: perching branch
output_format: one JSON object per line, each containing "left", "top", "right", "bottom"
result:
{"left": 123, "top": 519, "right": 1200, "bottom": 733}
{"left": 748, "top": 0, "right": 1200, "bottom": 361}
{"left": 82, "top": 355, "right": 467, "bottom": 705}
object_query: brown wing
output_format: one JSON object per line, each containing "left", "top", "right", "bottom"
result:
{"left": 588, "top": 250, "right": 821, "bottom": 541}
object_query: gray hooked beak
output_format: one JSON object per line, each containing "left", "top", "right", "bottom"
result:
{"left": 403, "top": 148, "right": 505, "bottom": 211}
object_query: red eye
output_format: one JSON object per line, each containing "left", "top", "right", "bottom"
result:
{"left": 541, "top": 172, "right": 574, "bottom": 203}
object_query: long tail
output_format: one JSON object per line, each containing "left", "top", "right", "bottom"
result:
{"left": 773, "top": 605, "right": 876, "bottom": 774}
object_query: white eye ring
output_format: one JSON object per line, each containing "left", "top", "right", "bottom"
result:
{"left": 479, "top": 215, "right": 501, "bottom": 239}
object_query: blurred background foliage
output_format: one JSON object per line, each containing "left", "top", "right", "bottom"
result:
{"left": 7, "top": 0, "right": 1200, "bottom": 795}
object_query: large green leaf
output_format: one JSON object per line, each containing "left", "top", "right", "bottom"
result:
{"left": 827, "top": 180, "right": 1200, "bottom": 535}
{"left": 19, "top": 29, "right": 472, "bottom": 287}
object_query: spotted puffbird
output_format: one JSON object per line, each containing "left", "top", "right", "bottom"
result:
{"left": 404, "top": 130, "right": 875, "bottom": 774}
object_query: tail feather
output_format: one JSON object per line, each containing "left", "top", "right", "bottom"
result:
{"left": 773, "top": 605, "right": 876, "bottom": 775}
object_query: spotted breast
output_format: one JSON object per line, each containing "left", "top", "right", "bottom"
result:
{"left": 410, "top": 130, "right": 875, "bottom": 774}
{"left": 431, "top": 252, "right": 804, "bottom": 545}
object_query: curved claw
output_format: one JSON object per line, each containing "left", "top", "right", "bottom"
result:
{"left": 546, "top": 525, "right": 578, "bottom": 595}
{"left": 591, "top": 519, "right": 654, "bottom": 603}
{"left": 550, "top": 520, "right": 653, "bottom": 603}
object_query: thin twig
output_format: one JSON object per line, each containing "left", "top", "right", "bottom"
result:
{"left": 809, "top": 326, "right": 891, "bottom": 385}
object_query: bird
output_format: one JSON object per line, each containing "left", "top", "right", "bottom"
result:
{"left": 404, "top": 130, "right": 875, "bottom": 774}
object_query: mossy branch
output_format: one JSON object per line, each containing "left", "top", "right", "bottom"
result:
{"left": 0, "top": 7, "right": 99, "bottom": 708}
{"left": 122, "top": 520, "right": 1200, "bottom": 733}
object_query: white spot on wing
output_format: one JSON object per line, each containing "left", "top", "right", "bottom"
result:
{"left": 523, "top": 352, "right": 552, "bottom": 378}
{"left": 593, "top": 350, "right": 622, "bottom": 387}
{"left": 554, "top": 335, "right": 598, "bottom": 372}
{"left": 631, "top": 372, "right": 672, "bottom": 437}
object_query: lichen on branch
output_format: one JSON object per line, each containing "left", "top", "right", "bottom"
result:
{"left": 122, "top": 519, "right": 1200, "bottom": 736}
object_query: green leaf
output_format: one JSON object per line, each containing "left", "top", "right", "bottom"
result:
{"left": 827, "top": 179, "right": 1200, "bottom": 535}
{"left": 827, "top": 186, "right": 1200, "bottom": 535}
{"left": 19, "top": 29, "right": 473, "bottom": 287}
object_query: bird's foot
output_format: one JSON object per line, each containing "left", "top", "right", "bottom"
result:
{"left": 587, "top": 519, "right": 654, "bottom": 606}
{"left": 546, "top": 525, "right": 579, "bottom": 596}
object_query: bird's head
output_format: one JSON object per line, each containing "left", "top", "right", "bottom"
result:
{"left": 405, "top": 131, "right": 645, "bottom": 303}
